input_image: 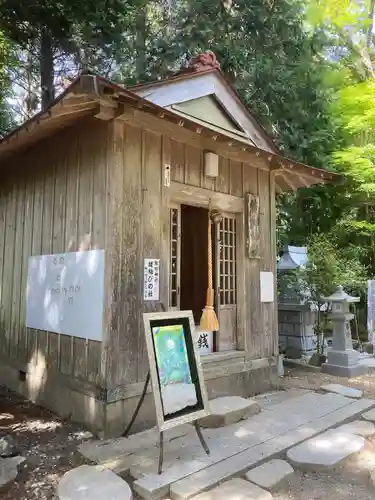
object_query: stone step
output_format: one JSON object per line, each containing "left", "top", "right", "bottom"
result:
{"left": 286, "top": 430, "right": 364, "bottom": 471}
{"left": 334, "top": 420, "right": 375, "bottom": 436}
{"left": 166, "top": 398, "right": 375, "bottom": 500}
{"left": 244, "top": 459, "right": 294, "bottom": 492}
{"left": 57, "top": 465, "right": 133, "bottom": 500}
{"left": 198, "top": 396, "right": 260, "bottom": 428}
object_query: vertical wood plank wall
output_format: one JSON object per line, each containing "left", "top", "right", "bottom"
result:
{"left": 0, "top": 118, "right": 111, "bottom": 388}
{"left": 106, "top": 127, "right": 276, "bottom": 388}
{"left": 0, "top": 116, "right": 277, "bottom": 394}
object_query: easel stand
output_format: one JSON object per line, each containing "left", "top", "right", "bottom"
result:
{"left": 122, "top": 370, "right": 210, "bottom": 474}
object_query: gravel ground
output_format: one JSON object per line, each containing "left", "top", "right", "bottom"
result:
{"left": 0, "top": 386, "right": 93, "bottom": 499}
{"left": 273, "top": 445, "right": 375, "bottom": 500}
{"left": 279, "top": 366, "right": 375, "bottom": 398}
{"left": 2, "top": 368, "right": 375, "bottom": 499}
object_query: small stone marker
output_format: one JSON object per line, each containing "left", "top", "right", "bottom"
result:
{"left": 245, "top": 460, "right": 294, "bottom": 492}
{"left": 57, "top": 465, "right": 133, "bottom": 500}
{"left": 198, "top": 396, "right": 260, "bottom": 428}
{"left": 320, "top": 384, "right": 363, "bottom": 399}
{"left": 335, "top": 420, "right": 375, "bottom": 436}
{"left": 192, "top": 478, "right": 272, "bottom": 500}
{"left": 361, "top": 409, "right": 375, "bottom": 422}
{"left": 286, "top": 430, "right": 364, "bottom": 471}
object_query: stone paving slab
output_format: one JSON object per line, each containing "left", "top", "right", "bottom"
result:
{"left": 244, "top": 460, "right": 294, "bottom": 492}
{"left": 321, "top": 384, "right": 363, "bottom": 399}
{"left": 286, "top": 430, "right": 364, "bottom": 471}
{"left": 78, "top": 424, "right": 193, "bottom": 465}
{"left": 335, "top": 420, "right": 375, "bottom": 436}
{"left": 130, "top": 392, "right": 353, "bottom": 480}
{"left": 253, "top": 389, "right": 310, "bottom": 410}
{"left": 166, "top": 398, "right": 375, "bottom": 500}
{"left": 57, "top": 465, "right": 132, "bottom": 500}
{"left": 198, "top": 397, "right": 260, "bottom": 428}
{"left": 361, "top": 408, "right": 375, "bottom": 422}
{"left": 191, "top": 478, "right": 272, "bottom": 500}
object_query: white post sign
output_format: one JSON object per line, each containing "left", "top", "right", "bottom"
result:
{"left": 144, "top": 258, "right": 160, "bottom": 301}
{"left": 196, "top": 330, "right": 214, "bottom": 355}
{"left": 260, "top": 271, "right": 274, "bottom": 303}
{"left": 26, "top": 250, "right": 105, "bottom": 341}
{"left": 368, "top": 280, "right": 375, "bottom": 343}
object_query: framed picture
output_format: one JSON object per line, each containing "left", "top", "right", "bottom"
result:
{"left": 143, "top": 310, "right": 210, "bottom": 431}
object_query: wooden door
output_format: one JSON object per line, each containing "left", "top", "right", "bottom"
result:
{"left": 216, "top": 214, "right": 237, "bottom": 351}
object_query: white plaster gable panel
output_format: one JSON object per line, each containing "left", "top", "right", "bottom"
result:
{"left": 173, "top": 95, "right": 243, "bottom": 134}
{"left": 132, "top": 71, "right": 276, "bottom": 153}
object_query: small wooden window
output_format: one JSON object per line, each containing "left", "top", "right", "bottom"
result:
{"left": 169, "top": 208, "right": 179, "bottom": 308}
{"left": 219, "top": 216, "right": 237, "bottom": 306}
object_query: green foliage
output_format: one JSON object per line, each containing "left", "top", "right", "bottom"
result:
{"left": 0, "top": 31, "right": 15, "bottom": 135}
{"left": 295, "top": 233, "right": 368, "bottom": 306}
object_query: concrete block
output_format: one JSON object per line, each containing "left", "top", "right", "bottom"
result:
{"left": 335, "top": 420, "right": 375, "bottom": 436}
{"left": 191, "top": 478, "right": 271, "bottom": 500}
{"left": 57, "top": 465, "right": 133, "bottom": 500}
{"left": 199, "top": 397, "right": 260, "bottom": 428}
{"left": 320, "top": 384, "right": 363, "bottom": 399}
{"left": 286, "top": 430, "right": 364, "bottom": 471}
{"left": 244, "top": 459, "right": 294, "bottom": 491}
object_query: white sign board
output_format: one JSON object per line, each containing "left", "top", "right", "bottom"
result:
{"left": 144, "top": 259, "right": 160, "bottom": 301}
{"left": 26, "top": 250, "right": 105, "bottom": 341}
{"left": 260, "top": 271, "right": 274, "bottom": 303}
{"left": 368, "top": 280, "right": 375, "bottom": 343}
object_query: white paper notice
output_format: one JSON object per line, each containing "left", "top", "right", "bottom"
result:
{"left": 260, "top": 271, "right": 274, "bottom": 303}
{"left": 144, "top": 259, "right": 160, "bottom": 301}
{"left": 26, "top": 250, "right": 105, "bottom": 341}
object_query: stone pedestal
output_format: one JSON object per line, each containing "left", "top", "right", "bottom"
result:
{"left": 321, "top": 286, "right": 366, "bottom": 377}
{"left": 278, "top": 303, "right": 318, "bottom": 357}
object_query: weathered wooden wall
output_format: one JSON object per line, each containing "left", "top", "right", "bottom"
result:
{"left": 0, "top": 112, "right": 277, "bottom": 397}
{"left": 105, "top": 118, "right": 277, "bottom": 389}
{"left": 0, "top": 117, "right": 111, "bottom": 388}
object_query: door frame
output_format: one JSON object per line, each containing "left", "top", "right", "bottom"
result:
{"left": 167, "top": 185, "right": 246, "bottom": 353}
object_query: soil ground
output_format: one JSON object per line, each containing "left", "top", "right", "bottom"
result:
{"left": 0, "top": 386, "right": 92, "bottom": 499}
{"left": 1, "top": 367, "right": 375, "bottom": 498}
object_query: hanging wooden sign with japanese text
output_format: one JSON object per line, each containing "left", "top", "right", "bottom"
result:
{"left": 144, "top": 258, "right": 160, "bottom": 301}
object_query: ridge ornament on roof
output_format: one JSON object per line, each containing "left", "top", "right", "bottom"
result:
{"left": 176, "top": 51, "right": 221, "bottom": 75}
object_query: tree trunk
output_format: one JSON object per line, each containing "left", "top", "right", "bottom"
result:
{"left": 40, "top": 30, "right": 55, "bottom": 111}
{"left": 135, "top": 5, "right": 147, "bottom": 81}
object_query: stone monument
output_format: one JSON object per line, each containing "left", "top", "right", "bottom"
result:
{"left": 321, "top": 285, "right": 366, "bottom": 377}
{"left": 277, "top": 246, "right": 318, "bottom": 357}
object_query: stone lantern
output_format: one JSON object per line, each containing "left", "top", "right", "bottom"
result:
{"left": 321, "top": 285, "right": 365, "bottom": 377}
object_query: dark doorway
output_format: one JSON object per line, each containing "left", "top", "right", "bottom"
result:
{"left": 180, "top": 204, "right": 215, "bottom": 324}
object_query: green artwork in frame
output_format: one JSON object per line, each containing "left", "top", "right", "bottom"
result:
{"left": 152, "top": 324, "right": 192, "bottom": 386}
{"left": 152, "top": 323, "right": 198, "bottom": 416}
{"left": 143, "top": 310, "right": 210, "bottom": 431}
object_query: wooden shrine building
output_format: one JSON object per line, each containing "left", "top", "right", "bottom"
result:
{"left": 0, "top": 52, "right": 340, "bottom": 435}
